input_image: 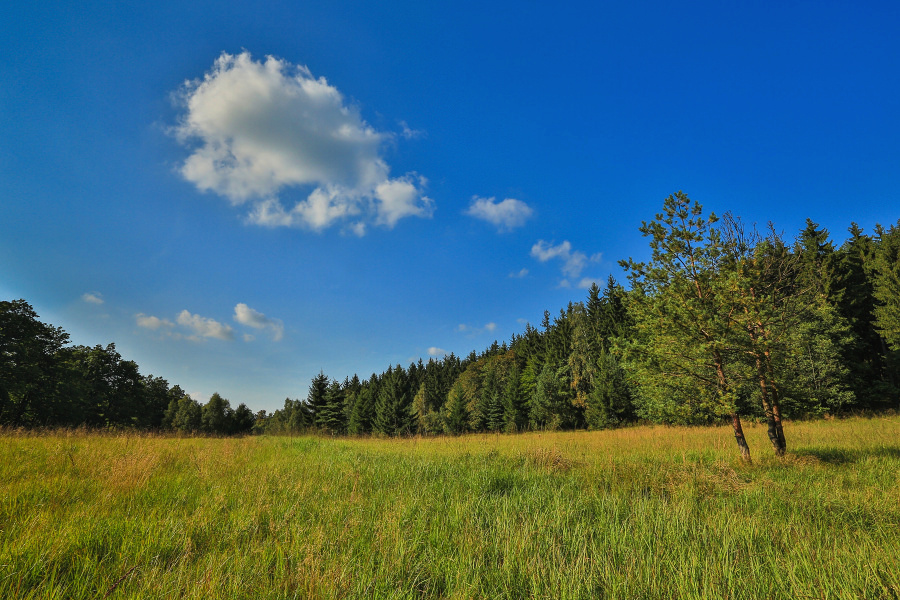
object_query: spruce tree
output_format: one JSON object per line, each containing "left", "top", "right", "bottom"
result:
{"left": 307, "top": 371, "right": 330, "bottom": 429}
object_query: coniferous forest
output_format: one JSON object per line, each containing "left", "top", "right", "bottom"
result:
{"left": 3, "top": 194, "right": 899, "bottom": 459}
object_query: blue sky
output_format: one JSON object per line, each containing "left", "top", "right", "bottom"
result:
{"left": 2, "top": 1, "right": 898, "bottom": 411}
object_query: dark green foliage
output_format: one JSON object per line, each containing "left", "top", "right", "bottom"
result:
{"left": 165, "top": 395, "right": 202, "bottom": 432}
{"left": 319, "top": 379, "right": 346, "bottom": 434}
{"left": 872, "top": 220, "right": 900, "bottom": 351}
{"left": 442, "top": 381, "right": 468, "bottom": 434}
{"left": 0, "top": 300, "right": 70, "bottom": 426}
{"left": 374, "top": 366, "right": 413, "bottom": 435}
{"left": 201, "top": 392, "right": 233, "bottom": 434}
{"left": 232, "top": 403, "right": 256, "bottom": 434}
{"left": 307, "top": 372, "right": 330, "bottom": 427}
{"left": 584, "top": 349, "right": 633, "bottom": 429}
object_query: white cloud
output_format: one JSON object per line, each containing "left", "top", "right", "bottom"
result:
{"left": 174, "top": 51, "right": 432, "bottom": 233}
{"left": 509, "top": 268, "right": 529, "bottom": 278}
{"left": 531, "top": 240, "right": 599, "bottom": 278}
{"left": 135, "top": 313, "right": 174, "bottom": 330}
{"left": 233, "top": 303, "right": 284, "bottom": 341}
{"left": 374, "top": 175, "right": 434, "bottom": 227}
{"left": 399, "top": 120, "right": 425, "bottom": 140}
{"left": 427, "top": 346, "right": 447, "bottom": 356}
{"left": 82, "top": 292, "right": 104, "bottom": 305}
{"left": 177, "top": 310, "right": 234, "bottom": 341}
{"left": 457, "top": 322, "right": 498, "bottom": 336}
{"left": 466, "top": 196, "right": 533, "bottom": 231}
{"left": 577, "top": 277, "right": 602, "bottom": 289}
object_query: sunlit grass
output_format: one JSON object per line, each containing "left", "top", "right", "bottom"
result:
{"left": 2, "top": 416, "right": 899, "bottom": 598}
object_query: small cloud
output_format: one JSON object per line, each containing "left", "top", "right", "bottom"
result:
{"left": 466, "top": 196, "right": 533, "bottom": 231}
{"left": 82, "top": 292, "right": 104, "bottom": 305}
{"left": 516, "top": 318, "right": 528, "bottom": 325}
{"left": 509, "top": 268, "right": 529, "bottom": 278}
{"left": 577, "top": 277, "right": 602, "bottom": 289}
{"left": 177, "top": 310, "right": 234, "bottom": 341}
{"left": 427, "top": 346, "right": 447, "bottom": 357}
{"left": 233, "top": 303, "right": 284, "bottom": 341}
{"left": 374, "top": 174, "right": 434, "bottom": 228}
{"left": 530, "top": 240, "right": 588, "bottom": 277}
{"left": 399, "top": 120, "right": 425, "bottom": 140}
{"left": 136, "top": 313, "right": 174, "bottom": 330}
{"left": 457, "top": 322, "right": 498, "bottom": 336}
{"left": 243, "top": 333, "right": 255, "bottom": 342}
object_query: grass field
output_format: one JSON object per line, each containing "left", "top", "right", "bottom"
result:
{"left": 2, "top": 416, "right": 899, "bottom": 599}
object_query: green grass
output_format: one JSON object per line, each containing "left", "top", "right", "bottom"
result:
{"left": 2, "top": 416, "right": 899, "bottom": 599}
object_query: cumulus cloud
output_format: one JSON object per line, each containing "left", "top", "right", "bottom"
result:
{"left": 233, "top": 303, "right": 284, "bottom": 341}
{"left": 427, "top": 346, "right": 448, "bottom": 357}
{"left": 174, "top": 51, "right": 433, "bottom": 233}
{"left": 177, "top": 310, "right": 234, "bottom": 341}
{"left": 466, "top": 196, "right": 533, "bottom": 231}
{"left": 509, "top": 268, "right": 529, "bottom": 278}
{"left": 135, "top": 313, "right": 174, "bottom": 330}
{"left": 82, "top": 292, "right": 104, "bottom": 305}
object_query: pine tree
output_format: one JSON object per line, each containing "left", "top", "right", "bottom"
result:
{"left": 621, "top": 192, "right": 752, "bottom": 460}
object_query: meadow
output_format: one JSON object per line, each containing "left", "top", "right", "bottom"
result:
{"left": 2, "top": 416, "right": 899, "bottom": 599}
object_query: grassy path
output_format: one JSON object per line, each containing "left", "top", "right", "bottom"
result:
{"left": 2, "top": 416, "right": 899, "bottom": 598}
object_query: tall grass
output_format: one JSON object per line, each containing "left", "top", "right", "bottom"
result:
{"left": 2, "top": 416, "right": 899, "bottom": 599}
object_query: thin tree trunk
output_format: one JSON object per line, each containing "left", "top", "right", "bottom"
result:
{"left": 755, "top": 356, "right": 783, "bottom": 455}
{"left": 714, "top": 351, "right": 752, "bottom": 462}
{"left": 731, "top": 412, "right": 752, "bottom": 462}
{"left": 762, "top": 349, "right": 787, "bottom": 455}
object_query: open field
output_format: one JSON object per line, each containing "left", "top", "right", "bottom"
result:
{"left": 2, "top": 417, "right": 899, "bottom": 599}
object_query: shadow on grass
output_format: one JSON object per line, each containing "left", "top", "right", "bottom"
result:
{"left": 792, "top": 446, "right": 900, "bottom": 465}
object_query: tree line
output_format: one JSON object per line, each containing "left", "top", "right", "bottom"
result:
{"left": 0, "top": 299, "right": 256, "bottom": 434}
{"left": 3, "top": 193, "right": 898, "bottom": 458}
{"left": 259, "top": 193, "right": 899, "bottom": 461}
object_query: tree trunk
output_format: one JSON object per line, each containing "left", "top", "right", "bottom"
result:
{"left": 731, "top": 412, "right": 752, "bottom": 462}
{"left": 714, "top": 351, "right": 752, "bottom": 462}
{"left": 762, "top": 349, "right": 787, "bottom": 455}
{"left": 754, "top": 349, "right": 786, "bottom": 456}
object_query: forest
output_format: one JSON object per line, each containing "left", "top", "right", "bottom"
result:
{"left": 2, "top": 193, "right": 899, "bottom": 460}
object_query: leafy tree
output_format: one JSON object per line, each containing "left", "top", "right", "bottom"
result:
{"left": 232, "top": 402, "right": 256, "bottom": 434}
{"left": 0, "top": 300, "right": 70, "bottom": 426}
{"left": 201, "top": 392, "right": 233, "bottom": 434}
{"left": 167, "top": 395, "right": 202, "bottom": 432}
